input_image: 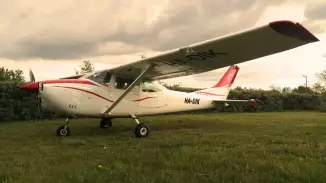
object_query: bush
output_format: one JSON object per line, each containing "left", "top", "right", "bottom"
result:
{"left": 165, "top": 85, "right": 326, "bottom": 113}
{"left": 318, "top": 97, "right": 326, "bottom": 112}
{"left": 0, "top": 81, "right": 46, "bottom": 121}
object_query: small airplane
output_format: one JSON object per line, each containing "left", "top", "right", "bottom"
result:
{"left": 20, "top": 20, "right": 319, "bottom": 138}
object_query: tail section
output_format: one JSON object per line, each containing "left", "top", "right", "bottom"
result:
{"left": 194, "top": 65, "right": 239, "bottom": 99}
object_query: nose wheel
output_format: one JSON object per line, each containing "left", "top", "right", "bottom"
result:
{"left": 56, "top": 118, "right": 70, "bottom": 136}
{"left": 132, "top": 115, "right": 149, "bottom": 138}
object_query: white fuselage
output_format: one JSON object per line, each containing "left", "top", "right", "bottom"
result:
{"left": 39, "top": 79, "right": 222, "bottom": 118}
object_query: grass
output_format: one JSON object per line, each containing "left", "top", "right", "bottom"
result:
{"left": 1, "top": 112, "right": 326, "bottom": 183}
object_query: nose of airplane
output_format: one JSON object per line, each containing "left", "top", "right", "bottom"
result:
{"left": 20, "top": 82, "right": 39, "bottom": 91}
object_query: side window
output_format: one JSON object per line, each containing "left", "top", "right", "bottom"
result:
{"left": 142, "top": 82, "right": 161, "bottom": 92}
{"left": 115, "top": 77, "right": 134, "bottom": 90}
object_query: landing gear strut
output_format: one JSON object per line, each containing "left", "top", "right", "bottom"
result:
{"left": 132, "top": 115, "right": 149, "bottom": 138}
{"left": 100, "top": 118, "right": 112, "bottom": 129}
{"left": 56, "top": 118, "right": 71, "bottom": 136}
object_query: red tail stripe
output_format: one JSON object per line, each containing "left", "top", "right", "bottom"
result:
{"left": 213, "top": 65, "right": 239, "bottom": 88}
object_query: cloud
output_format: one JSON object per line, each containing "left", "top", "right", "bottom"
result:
{"left": 104, "top": 0, "right": 288, "bottom": 51}
{"left": 0, "top": 0, "right": 286, "bottom": 60}
{"left": 303, "top": 1, "right": 326, "bottom": 33}
{"left": 304, "top": 2, "right": 326, "bottom": 20}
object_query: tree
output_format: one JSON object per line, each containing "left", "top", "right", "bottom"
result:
{"left": 312, "top": 70, "right": 326, "bottom": 94}
{"left": 0, "top": 67, "right": 25, "bottom": 82}
{"left": 292, "top": 86, "right": 314, "bottom": 94}
{"left": 269, "top": 85, "right": 282, "bottom": 92}
{"left": 74, "top": 60, "right": 95, "bottom": 75}
{"left": 316, "top": 70, "right": 326, "bottom": 85}
{"left": 312, "top": 82, "right": 326, "bottom": 94}
{"left": 282, "top": 87, "right": 292, "bottom": 93}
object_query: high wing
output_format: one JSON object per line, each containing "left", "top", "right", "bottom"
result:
{"left": 60, "top": 74, "right": 85, "bottom": 79}
{"left": 213, "top": 99, "right": 264, "bottom": 108}
{"left": 107, "top": 20, "right": 318, "bottom": 80}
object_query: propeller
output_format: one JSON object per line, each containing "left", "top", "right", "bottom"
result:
{"left": 26, "top": 69, "right": 42, "bottom": 116}
{"left": 29, "top": 69, "right": 35, "bottom": 83}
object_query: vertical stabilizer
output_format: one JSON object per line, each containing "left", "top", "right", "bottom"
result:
{"left": 194, "top": 65, "right": 239, "bottom": 99}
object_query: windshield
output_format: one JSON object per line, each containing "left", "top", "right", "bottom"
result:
{"left": 86, "top": 70, "right": 111, "bottom": 85}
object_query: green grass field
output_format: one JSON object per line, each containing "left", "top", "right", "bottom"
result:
{"left": 1, "top": 112, "right": 326, "bottom": 183}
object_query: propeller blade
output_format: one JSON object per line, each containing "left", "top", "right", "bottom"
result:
{"left": 29, "top": 69, "right": 35, "bottom": 83}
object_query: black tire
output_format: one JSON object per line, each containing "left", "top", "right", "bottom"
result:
{"left": 100, "top": 119, "right": 112, "bottom": 129}
{"left": 135, "top": 123, "right": 149, "bottom": 138}
{"left": 56, "top": 125, "right": 70, "bottom": 136}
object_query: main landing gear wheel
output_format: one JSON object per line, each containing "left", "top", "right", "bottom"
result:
{"left": 56, "top": 118, "right": 70, "bottom": 136}
{"left": 100, "top": 119, "right": 112, "bottom": 129}
{"left": 135, "top": 123, "right": 149, "bottom": 138}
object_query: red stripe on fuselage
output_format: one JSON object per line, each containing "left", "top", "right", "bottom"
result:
{"left": 52, "top": 86, "right": 155, "bottom": 102}
{"left": 53, "top": 86, "right": 114, "bottom": 102}
{"left": 44, "top": 79, "right": 98, "bottom": 86}
{"left": 132, "top": 97, "right": 155, "bottom": 101}
{"left": 196, "top": 92, "right": 224, "bottom": 96}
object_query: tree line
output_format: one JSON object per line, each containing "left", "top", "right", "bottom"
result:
{"left": 1, "top": 61, "right": 326, "bottom": 122}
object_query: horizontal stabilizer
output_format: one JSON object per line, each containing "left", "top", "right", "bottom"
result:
{"left": 213, "top": 99, "right": 264, "bottom": 107}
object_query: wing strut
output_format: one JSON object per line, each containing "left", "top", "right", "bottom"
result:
{"left": 101, "top": 64, "right": 153, "bottom": 116}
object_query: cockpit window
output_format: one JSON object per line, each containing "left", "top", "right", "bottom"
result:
{"left": 86, "top": 71, "right": 111, "bottom": 85}
{"left": 142, "top": 82, "right": 162, "bottom": 92}
{"left": 115, "top": 77, "right": 134, "bottom": 89}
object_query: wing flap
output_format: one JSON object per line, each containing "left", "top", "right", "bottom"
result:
{"left": 108, "top": 20, "right": 318, "bottom": 80}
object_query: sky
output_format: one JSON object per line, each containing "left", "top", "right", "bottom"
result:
{"left": 1, "top": 0, "right": 326, "bottom": 89}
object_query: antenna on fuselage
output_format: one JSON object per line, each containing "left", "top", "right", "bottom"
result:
{"left": 140, "top": 52, "right": 146, "bottom": 59}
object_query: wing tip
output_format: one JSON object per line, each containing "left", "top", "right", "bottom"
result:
{"left": 269, "top": 20, "right": 319, "bottom": 43}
